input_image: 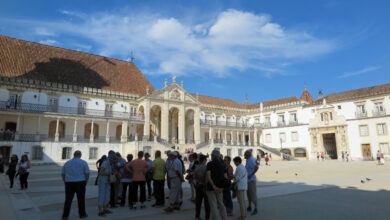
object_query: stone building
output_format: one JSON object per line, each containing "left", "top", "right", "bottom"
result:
{"left": 0, "top": 35, "right": 389, "bottom": 164}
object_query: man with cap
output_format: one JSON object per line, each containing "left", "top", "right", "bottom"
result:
{"left": 206, "top": 149, "right": 228, "bottom": 220}
{"left": 164, "top": 151, "right": 184, "bottom": 212}
{"left": 245, "top": 150, "right": 259, "bottom": 215}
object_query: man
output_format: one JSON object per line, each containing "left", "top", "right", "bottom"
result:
{"left": 164, "top": 151, "right": 184, "bottom": 212}
{"left": 120, "top": 154, "right": 133, "bottom": 208}
{"left": 233, "top": 156, "right": 248, "bottom": 220}
{"left": 377, "top": 150, "right": 381, "bottom": 165}
{"left": 61, "top": 151, "right": 90, "bottom": 220}
{"left": 194, "top": 154, "right": 210, "bottom": 220}
{"left": 152, "top": 150, "right": 166, "bottom": 207}
{"left": 206, "top": 150, "right": 228, "bottom": 220}
{"left": 244, "top": 150, "right": 258, "bottom": 215}
{"left": 144, "top": 153, "right": 153, "bottom": 201}
{"left": 128, "top": 151, "right": 151, "bottom": 209}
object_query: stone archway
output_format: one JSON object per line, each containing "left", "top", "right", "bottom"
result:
{"left": 84, "top": 123, "right": 99, "bottom": 139}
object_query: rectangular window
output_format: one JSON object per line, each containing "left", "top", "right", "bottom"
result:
{"left": 291, "top": 131, "right": 298, "bottom": 142}
{"left": 278, "top": 114, "right": 285, "bottom": 122}
{"left": 279, "top": 132, "right": 286, "bottom": 142}
{"left": 227, "top": 149, "right": 232, "bottom": 157}
{"left": 32, "top": 146, "right": 43, "bottom": 160}
{"left": 380, "top": 143, "right": 389, "bottom": 154}
{"left": 377, "top": 123, "right": 387, "bottom": 135}
{"left": 266, "top": 134, "right": 272, "bottom": 143}
{"left": 359, "top": 125, "right": 369, "bottom": 136}
{"left": 89, "top": 147, "right": 98, "bottom": 160}
{"left": 375, "top": 102, "right": 384, "bottom": 112}
{"left": 329, "top": 112, "right": 333, "bottom": 120}
{"left": 290, "top": 113, "right": 297, "bottom": 122}
{"left": 321, "top": 113, "right": 324, "bottom": 121}
{"left": 62, "top": 147, "right": 72, "bottom": 160}
{"left": 357, "top": 104, "right": 366, "bottom": 113}
{"left": 265, "top": 116, "right": 271, "bottom": 123}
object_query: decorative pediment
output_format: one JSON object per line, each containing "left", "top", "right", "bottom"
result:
{"left": 140, "top": 83, "right": 200, "bottom": 105}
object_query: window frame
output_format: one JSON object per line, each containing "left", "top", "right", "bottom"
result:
{"left": 61, "top": 147, "right": 72, "bottom": 160}
{"left": 376, "top": 123, "right": 387, "bottom": 135}
{"left": 89, "top": 147, "right": 98, "bottom": 160}
{"left": 31, "top": 145, "right": 44, "bottom": 161}
{"left": 379, "top": 143, "right": 389, "bottom": 154}
{"left": 279, "top": 132, "right": 286, "bottom": 143}
{"left": 291, "top": 131, "right": 299, "bottom": 142}
{"left": 265, "top": 133, "right": 272, "bottom": 143}
{"left": 359, "top": 125, "right": 369, "bottom": 136}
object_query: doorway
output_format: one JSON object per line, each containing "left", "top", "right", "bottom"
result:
{"left": 323, "top": 133, "right": 337, "bottom": 159}
{"left": 0, "top": 146, "right": 11, "bottom": 165}
{"left": 361, "top": 144, "right": 372, "bottom": 160}
{"left": 245, "top": 135, "right": 249, "bottom": 145}
{"left": 5, "top": 122, "right": 16, "bottom": 132}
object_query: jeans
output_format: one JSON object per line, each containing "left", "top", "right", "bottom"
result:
{"left": 223, "top": 185, "right": 233, "bottom": 211}
{"left": 121, "top": 182, "right": 133, "bottom": 206}
{"left": 206, "top": 190, "right": 227, "bottom": 220}
{"left": 153, "top": 179, "right": 165, "bottom": 205}
{"left": 62, "top": 181, "right": 87, "bottom": 218}
{"left": 110, "top": 183, "right": 116, "bottom": 207}
{"left": 20, "top": 172, "right": 29, "bottom": 189}
{"left": 98, "top": 180, "right": 111, "bottom": 207}
{"left": 195, "top": 184, "right": 210, "bottom": 219}
{"left": 132, "top": 181, "right": 146, "bottom": 203}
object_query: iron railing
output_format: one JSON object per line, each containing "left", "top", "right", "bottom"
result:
{"left": 372, "top": 109, "right": 386, "bottom": 117}
{"left": 200, "top": 119, "right": 253, "bottom": 128}
{"left": 356, "top": 112, "right": 368, "bottom": 118}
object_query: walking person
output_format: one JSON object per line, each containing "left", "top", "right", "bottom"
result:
{"left": 342, "top": 151, "right": 345, "bottom": 162}
{"left": 152, "top": 150, "right": 166, "bottom": 207}
{"left": 18, "top": 154, "right": 31, "bottom": 190}
{"left": 121, "top": 154, "right": 133, "bottom": 208}
{"left": 377, "top": 150, "right": 381, "bottom": 165}
{"left": 6, "top": 154, "right": 18, "bottom": 188}
{"left": 223, "top": 156, "right": 234, "bottom": 216}
{"left": 128, "top": 151, "right": 151, "bottom": 209}
{"left": 109, "top": 154, "right": 120, "bottom": 208}
{"left": 194, "top": 154, "right": 210, "bottom": 220}
{"left": 245, "top": 150, "right": 258, "bottom": 215}
{"left": 346, "top": 152, "right": 349, "bottom": 162}
{"left": 95, "top": 155, "right": 107, "bottom": 185}
{"left": 144, "top": 153, "right": 153, "bottom": 201}
{"left": 164, "top": 151, "right": 184, "bottom": 212}
{"left": 233, "top": 156, "right": 248, "bottom": 220}
{"left": 317, "top": 152, "right": 320, "bottom": 161}
{"left": 321, "top": 152, "right": 325, "bottom": 161}
{"left": 205, "top": 150, "right": 228, "bottom": 220}
{"left": 97, "top": 151, "right": 116, "bottom": 217}
{"left": 61, "top": 150, "right": 89, "bottom": 220}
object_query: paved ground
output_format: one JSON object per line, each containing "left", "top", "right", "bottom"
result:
{"left": 1, "top": 159, "right": 390, "bottom": 220}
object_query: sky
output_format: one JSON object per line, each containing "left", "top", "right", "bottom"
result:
{"left": 1, "top": 0, "right": 389, "bottom": 104}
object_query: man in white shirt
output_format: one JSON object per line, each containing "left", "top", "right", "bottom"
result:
{"left": 233, "top": 156, "right": 248, "bottom": 220}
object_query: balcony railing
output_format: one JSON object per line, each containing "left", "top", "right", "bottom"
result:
{"left": 372, "top": 109, "right": 386, "bottom": 117}
{"left": 289, "top": 120, "right": 298, "bottom": 126}
{"left": 0, "top": 101, "right": 143, "bottom": 121}
{"left": 277, "top": 121, "right": 286, "bottom": 127}
{"left": 356, "top": 111, "right": 368, "bottom": 118}
{"left": 200, "top": 119, "right": 253, "bottom": 128}
{"left": 0, "top": 133, "right": 125, "bottom": 143}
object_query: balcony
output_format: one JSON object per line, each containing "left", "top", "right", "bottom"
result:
{"left": 372, "top": 109, "right": 386, "bottom": 117}
{"left": 277, "top": 121, "right": 286, "bottom": 127}
{"left": 200, "top": 119, "right": 253, "bottom": 128}
{"left": 356, "top": 111, "right": 368, "bottom": 119}
{"left": 289, "top": 120, "right": 298, "bottom": 126}
{"left": 0, "top": 133, "right": 124, "bottom": 143}
{"left": 0, "top": 101, "right": 143, "bottom": 121}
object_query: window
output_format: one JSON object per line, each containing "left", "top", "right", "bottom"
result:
{"left": 375, "top": 102, "right": 384, "bottom": 112}
{"left": 377, "top": 123, "right": 387, "bottom": 135}
{"left": 359, "top": 125, "right": 369, "bottom": 136}
{"left": 89, "top": 147, "right": 98, "bottom": 160}
{"left": 357, "top": 104, "right": 365, "bottom": 113}
{"left": 266, "top": 134, "right": 272, "bottom": 143}
{"left": 290, "top": 113, "right": 297, "bottom": 122}
{"left": 227, "top": 149, "right": 232, "bottom": 157}
{"left": 32, "top": 146, "right": 44, "bottom": 160}
{"left": 238, "top": 149, "right": 243, "bottom": 157}
{"left": 338, "top": 105, "right": 342, "bottom": 109}
{"left": 279, "top": 132, "right": 286, "bottom": 142}
{"left": 380, "top": 143, "right": 389, "bottom": 154}
{"left": 291, "top": 131, "right": 298, "bottom": 142}
{"left": 62, "top": 147, "right": 72, "bottom": 160}
{"left": 321, "top": 113, "right": 324, "bottom": 121}
{"left": 278, "top": 114, "right": 285, "bottom": 122}
{"left": 329, "top": 112, "right": 333, "bottom": 120}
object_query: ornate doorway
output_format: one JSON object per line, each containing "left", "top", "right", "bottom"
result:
{"left": 323, "top": 133, "right": 337, "bottom": 159}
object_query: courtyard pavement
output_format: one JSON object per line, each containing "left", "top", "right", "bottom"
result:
{"left": 1, "top": 159, "right": 390, "bottom": 220}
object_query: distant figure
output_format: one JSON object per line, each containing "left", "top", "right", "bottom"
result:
{"left": 380, "top": 153, "right": 385, "bottom": 165}
{"left": 164, "top": 151, "right": 184, "bottom": 212}
{"left": 128, "top": 151, "right": 151, "bottom": 209}
{"left": 346, "top": 152, "right": 349, "bottom": 162}
{"left": 61, "top": 150, "right": 90, "bottom": 220}
{"left": 223, "top": 156, "right": 234, "bottom": 216}
{"left": 18, "top": 154, "right": 31, "bottom": 190}
{"left": 341, "top": 151, "right": 345, "bottom": 162}
{"left": 152, "top": 150, "right": 166, "bottom": 207}
{"left": 193, "top": 154, "right": 210, "bottom": 220}
{"left": 6, "top": 99, "right": 11, "bottom": 109}
{"left": 377, "top": 150, "right": 381, "bottom": 165}
{"left": 265, "top": 153, "right": 270, "bottom": 166}
{"left": 98, "top": 151, "right": 116, "bottom": 216}
{"left": 120, "top": 154, "right": 133, "bottom": 208}
{"left": 317, "top": 152, "right": 320, "bottom": 161}
{"left": 321, "top": 152, "right": 325, "bottom": 161}
{"left": 144, "top": 153, "right": 153, "bottom": 201}
{"left": 7, "top": 154, "right": 18, "bottom": 188}
{"left": 95, "top": 155, "right": 107, "bottom": 185}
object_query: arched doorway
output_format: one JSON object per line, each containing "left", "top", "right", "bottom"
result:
{"left": 150, "top": 105, "right": 162, "bottom": 139}
{"left": 281, "top": 149, "right": 291, "bottom": 155}
{"left": 169, "top": 107, "right": 179, "bottom": 143}
{"left": 84, "top": 123, "right": 99, "bottom": 139}
{"left": 116, "top": 125, "right": 130, "bottom": 140}
{"left": 185, "top": 109, "right": 195, "bottom": 144}
{"left": 48, "top": 120, "right": 66, "bottom": 138}
{"left": 257, "top": 149, "right": 265, "bottom": 158}
{"left": 294, "top": 148, "right": 307, "bottom": 158}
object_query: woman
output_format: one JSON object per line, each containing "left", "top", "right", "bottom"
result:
{"left": 95, "top": 155, "right": 107, "bottom": 185}
{"left": 98, "top": 155, "right": 116, "bottom": 216}
{"left": 193, "top": 154, "right": 210, "bottom": 220}
{"left": 233, "top": 156, "right": 248, "bottom": 220}
{"left": 18, "top": 154, "right": 31, "bottom": 190}
{"left": 6, "top": 154, "right": 18, "bottom": 188}
{"left": 223, "top": 156, "right": 234, "bottom": 216}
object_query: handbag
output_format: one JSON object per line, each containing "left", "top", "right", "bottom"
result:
{"left": 109, "top": 174, "right": 117, "bottom": 183}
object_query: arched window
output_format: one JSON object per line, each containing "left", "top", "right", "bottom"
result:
{"left": 84, "top": 123, "right": 99, "bottom": 139}
{"left": 48, "top": 120, "right": 66, "bottom": 138}
{"left": 294, "top": 148, "right": 307, "bottom": 157}
{"left": 281, "top": 149, "right": 291, "bottom": 155}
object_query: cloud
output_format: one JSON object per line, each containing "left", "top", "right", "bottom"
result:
{"left": 3, "top": 9, "right": 336, "bottom": 78}
{"left": 38, "top": 39, "right": 59, "bottom": 45}
{"left": 339, "top": 66, "right": 382, "bottom": 78}
{"left": 35, "top": 27, "right": 55, "bottom": 36}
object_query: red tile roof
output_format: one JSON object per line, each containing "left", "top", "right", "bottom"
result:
{"left": 0, "top": 35, "right": 155, "bottom": 97}
{"left": 192, "top": 94, "right": 246, "bottom": 109}
{"left": 300, "top": 89, "right": 315, "bottom": 103}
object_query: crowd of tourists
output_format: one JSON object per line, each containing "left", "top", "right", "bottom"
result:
{"left": 61, "top": 149, "right": 259, "bottom": 220}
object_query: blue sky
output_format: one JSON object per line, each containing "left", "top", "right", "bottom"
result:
{"left": 1, "top": 0, "right": 389, "bottom": 104}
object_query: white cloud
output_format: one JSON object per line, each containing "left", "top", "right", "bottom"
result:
{"left": 35, "top": 27, "right": 55, "bottom": 36}
{"left": 6, "top": 9, "right": 336, "bottom": 77}
{"left": 38, "top": 39, "right": 59, "bottom": 45}
{"left": 339, "top": 66, "right": 382, "bottom": 78}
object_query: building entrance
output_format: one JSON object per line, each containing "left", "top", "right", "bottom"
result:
{"left": 0, "top": 146, "right": 11, "bottom": 165}
{"left": 361, "top": 144, "right": 372, "bottom": 160}
{"left": 323, "top": 133, "right": 337, "bottom": 159}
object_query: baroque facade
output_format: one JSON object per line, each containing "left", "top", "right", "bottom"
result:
{"left": 1, "top": 35, "right": 390, "bottom": 164}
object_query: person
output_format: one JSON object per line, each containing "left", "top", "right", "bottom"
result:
{"left": 0, "top": 154, "right": 4, "bottom": 174}
{"left": 321, "top": 152, "right": 325, "bottom": 161}
{"left": 380, "top": 153, "right": 385, "bottom": 165}
{"left": 18, "top": 154, "right": 31, "bottom": 190}
{"left": 7, "top": 154, "right": 18, "bottom": 188}
{"left": 265, "top": 153, "right": 270, "bottom": 166}
{"left": 194, "top": 154, "right": 210, "bottom": 220}
{"left": 223, "top": 156, "right": 234, "bottom": 216}
{"left": 6, "top": 99, "right": 11, "bottom": 109}
{"left": 128, "top": 151, "right": 151, "bottom": 209}
{"left": 245, "top": 150, "right": 258, "bottom": 215}
{"left": 95, "top": 155, "right": 107, "bottom": 185}
{"left": 377, "top": 150, "right": 381, "bottom": 165}
{"left": 233, "top": 156, "right": 248, "bottom": 220}
{"left": 152, "top": 150, "right": 166, "bottom": 207}
{"left": 187, "top": 153, "right": 199, "bottom": 201}
{"left": 317, "top": 152, "right": 320, "bottom": 161}
{"left": 61, "top": 150, "right": 90, "bottom": 220}
{"left": 346, "top": 152, "right": 349, "bottom": 162}
{"left": 98, "top": 151, "right": 116, "bottom": 216}
{"left": 109, "top": 154, "right": 120, "bottom": 208}
{"left": 341, "top": 151, "right": 345, "bottom": 161}
{"left": 164, "top": 151, "right": 184, "bottom": 212}
{"left": 144, "top": 153, "right": 153, "bottom": 201}
{"left": 121, "top": 154, "right": 133, "bottom": 208}
{"left": 205, "top": 150, "right": 228, "bottom": 220}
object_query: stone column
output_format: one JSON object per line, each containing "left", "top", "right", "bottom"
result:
{"left": 121, "top": 121, "right": 128, "bottom": 143}
{"left": 242, "top": 131, "right": 245, "bottom": 145}
{"left": 194, "top": 108, "right": 200, "bottom": 144}
{"left": 178, "top": 105, "right": 185, "bottom": 144}
{"left": 161, "top": 103, "right": 169, "bottom": 141}
{"left": 15, "top": 115, "right": 21, "bottom": 141}
{"left": 249, "top": 131, "right": 252, "bottom": 146}
{"left": 73, "top": 119, "right": 78, "bottom": 142}
{"left": 171, "top": 117, "right": 176, "bottom": 143}
{"left": 105, "top": 120, "right": 110, "bottom": 143}
{"left": 55, "top": 118, "right": 60, "bottom": 142}
{"left": 224, "top": 130, "right": 227, "bottom": 145}
{"left": 209, "top": 127, "right": 214, "bottom": 145}
{"left": 143, "top": 101, "right": 151, "bottom": 140}
{"left": 236, "top": 131, "right": 239, "bottom": 146}
{"left": 90, "top": 121, "right": 94, "bottom": 143}
{"left": 35, "top": 116, "right": 41, "bottom": 141}
{"left": 254, "top": 128, "right": 258, "bottom": 146}
{"left": 231, "top": 130, "right": 234, "bottom": 145}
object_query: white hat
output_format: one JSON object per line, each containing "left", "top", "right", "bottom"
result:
{"left": 169, "top": 151, "right": 178, "bottom": 156}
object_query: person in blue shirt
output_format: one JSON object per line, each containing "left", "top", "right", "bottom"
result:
{"left": 244, "top": 150, "right": 259, "bottom": 216}
{"left": 61, "top": 150, "right": 90, "bottom": 220}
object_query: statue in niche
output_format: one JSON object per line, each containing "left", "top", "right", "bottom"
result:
{"left": 170, "top": 90, "right": 181, "bottom": 100}
{"left": 324, "top": 113, "right": 329, "bottom": 122}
